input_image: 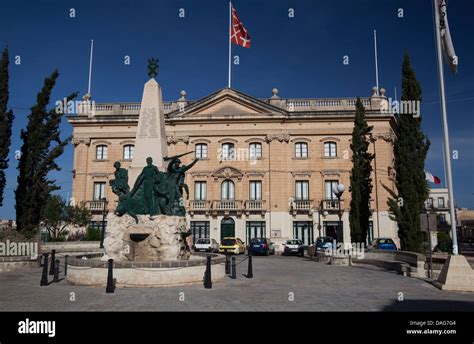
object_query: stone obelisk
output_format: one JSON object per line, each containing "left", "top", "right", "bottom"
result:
{"left": 129, "top": 59, "right": 168, "bottom": 186}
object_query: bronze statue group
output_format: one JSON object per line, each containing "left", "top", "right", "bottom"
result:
{"left": 110, "top": 152, "right": 198, "bottom": 222}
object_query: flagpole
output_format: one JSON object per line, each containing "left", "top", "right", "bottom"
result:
{"left": 88, "top": 39, "right": 94, "bottom": 96}
{"left": 228, "top": 1, "right": 232, "bottom": 88}
{"left": 374, "top": 30, "right": 379, "bottom": 95}
{"left": 433, "top": 0, "right": 458, "bottom": 255}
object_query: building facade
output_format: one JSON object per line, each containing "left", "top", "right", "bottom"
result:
{"left": 67, "top": 86, "right": 398, "bottom": 249}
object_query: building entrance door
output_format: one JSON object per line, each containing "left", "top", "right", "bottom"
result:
{"left": 324, "top": 221, "right": 339, "bottom": 241}
{"left": 221, "top": 218, "right": 235, "bottom": 240}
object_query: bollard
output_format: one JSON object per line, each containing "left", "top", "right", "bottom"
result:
{"left": 64, "top": 255, "right": 68, "bottom": 276}
{"left": 204, "top": 255, "right": 212, "bottom": 289}
{"left": 106, "top": 259, "right": 115, "bottom": 293}
{"left": 231, "top": 256, "right": 237, "bottom": 279}
{"left": 225, "top": 252, "right": 231, "bottom": 275}
{"left": 246, "top": 255, "right": 253, "bottom": 278}
{"left": 49, "top": 249, "right": 56, "bottom": 275}
{"left": 40, "top": 253, "right": 49, "bottom": 286}
{"left": 53, "top": 259, "right": 60, "bottom": 283}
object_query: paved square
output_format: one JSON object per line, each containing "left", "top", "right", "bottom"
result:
{"left": 1, "top": 255, "right": 473, "bottom": 311}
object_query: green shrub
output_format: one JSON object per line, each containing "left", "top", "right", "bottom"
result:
{"left": 436, "top": 232, "right": 452, "bottom": 254}
{"left": 84, "top": 227, "right": 101, "bottom": 241}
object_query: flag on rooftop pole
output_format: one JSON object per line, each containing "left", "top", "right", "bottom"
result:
{"left": 425, "top": 171, "right": 441, "bottom": 185}
{"left": 437, "top": 0, "right": 458, "bottom": 73}
{"left": 228, "top": 1, "right": 250, "bottom": 88}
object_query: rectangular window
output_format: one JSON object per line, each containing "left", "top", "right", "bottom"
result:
{"left": 194, "top": 181, "right": 207, "bottom": 201}
{"left": 249, "top": 143, "right": 262, "bottom": 159}
{"left": 438, "top": 197, "right": 445, "bottom": 208}
{"left": 325, "top": 181, "right": 339, "bottom": 200}
{"left": 249, "top": 181, "right": 262, "bottom": 200}
{"left": 295, "top": 181, "right": 309, "bottom": 200}
{"left": 324, "top": 142, "right": 337, "bottom": 158}
{"left": 427, "top": 197, "right": 434, "bottom": 208}
{"left": 123, "top": 145, "right": 134, "bottom": 160}
{"left": 295, "top": 143, "right": 308, "bottom": 158}
{"left": 195, "top": 144, "right": 208, "bottom": 159}
{"left": 222, "top": 143, "right": 235, "bottom": 159}
{"left": 93, "top": 182, "right": 106, "bottom": 200}
{"left": 96, "top": 145, "right": 108, "bottom": 160}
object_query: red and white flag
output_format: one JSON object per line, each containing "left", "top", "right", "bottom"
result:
{"left": 231, "top": 5, "right": 250, "bottom": 48}
{"left": 425, "top": 171, "right": 441, "bottom": 185}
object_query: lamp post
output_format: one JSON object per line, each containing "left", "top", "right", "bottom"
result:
{"left": 99, "top": 198, "right": 108, "bottom": 248}
{"left": 317, "top": 200, "right": 328, "bottom": 238}
{"left": 332, "top": 183, "right": 345, "bottom": 243}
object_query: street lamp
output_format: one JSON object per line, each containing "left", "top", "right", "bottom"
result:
{"left": 317, "top": 200, "right": 329, "bottom": 238}
{"left": 332, "top": 183, "right": 345, "bottom": 243}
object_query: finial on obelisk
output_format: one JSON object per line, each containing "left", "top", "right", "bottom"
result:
{"left": 147, "top": 58, "right": 159, "bottom": 79}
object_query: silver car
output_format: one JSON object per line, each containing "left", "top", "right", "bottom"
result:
{"left": 193, "top": 238, "right": 219, "bottom": 253}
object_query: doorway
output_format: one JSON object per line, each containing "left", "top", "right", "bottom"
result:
{"left": 221, "top": 217, "right": 235, "bottom": 240}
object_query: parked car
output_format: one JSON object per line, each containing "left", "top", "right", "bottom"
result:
{"left": 193, "top": 238, "right": 219, "bottom": 253}
{"left": 315, "top": 236, "right": 334, "bottom": 252}
{"left": 369, "top": 238, "right": 398, "bottom": 251}
{"left": 282, "top": 239, "right": 304, "bottom": 257}
{"left": 248, "top": 238, "right": 275, "bottom": 256}
{"left": 218, "top": 237, "right": 246, "bottom": 255}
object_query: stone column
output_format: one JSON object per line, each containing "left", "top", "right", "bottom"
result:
{"left": 129, "top": 78, "right": 168, "bottom": 186}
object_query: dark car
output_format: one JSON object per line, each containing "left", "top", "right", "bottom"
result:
{"left": 369, "top": 238, "right": 398, "bottom": 251}
{"left": 282, "top": 239, "right": 304, "bottom": 257}
{"left": 248, "top": 238, "right": 275, "bottom": 256}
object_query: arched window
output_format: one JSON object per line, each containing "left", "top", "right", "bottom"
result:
{"left": 323, "top": 142, "right": 337, "bottom": 158}
{"left": 249, "top": 142, "right": 262, "bottom": 159}
{"left": 123, "top": 144, "right": 134, "bottom": 160}
{"left": 195, "top": 143, "right": 208, "bottom": 159}
{"left": 295, "top": 142, "right": 308, "bottom": 158}
{"left": 221, "top": 180, "right": 235, "bottom": 200}
{"left": 96, "top": 145, "right": 108, "bottom": 160}
{"left": 221, "top": 142, "right": 235, "bottom": 160}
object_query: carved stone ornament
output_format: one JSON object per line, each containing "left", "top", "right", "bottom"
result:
{"left": 265, "top": 133, "right": 290, "bottom": 143}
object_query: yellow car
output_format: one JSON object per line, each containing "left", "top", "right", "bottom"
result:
{"left": 219, "top": 237, "right": 246, "bottom": 255}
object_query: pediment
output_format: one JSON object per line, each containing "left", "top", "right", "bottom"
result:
{"left": 168, "top": 88, "right": 286, "bottom": 118}
{"left": 212, "top": 166, "right": 244, "bottom": 180}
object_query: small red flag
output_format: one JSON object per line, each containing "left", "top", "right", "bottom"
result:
{"left": 231, "top": 6, "right": 250, "bottom": 48}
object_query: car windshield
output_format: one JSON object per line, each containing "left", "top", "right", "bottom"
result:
{"left": 221, "top": 239, "right": 236, "bottom": 246}
{"left": 196, "top": 239, "right": 210, "bottom": 244}
{"left": 286, "top": 240, "right": 301, "bottom": 245}
{"left": 318, "top": 237, "right": 332, "bottom": 243}
{"left": 379, "top": 239, "right": 394, "bottom": 244}
{"left": 250, "top": 238, "right": 265, "bottom": 244}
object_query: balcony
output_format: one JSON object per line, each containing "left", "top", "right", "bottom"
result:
{"left": 188, "top": 200, "right": 211, "bottom": 217}
{"left": 86, "top": 200, "right": 107, "bottom": 212}
{"left": 212, "top": 200, "right": 243, "bottom": 217}
{"left": 244, "top": 200, "right": 266, "bottom": 217}
{"left": 322, "top": 199, "right": 341, "bottom": 211}
{"left": 290, "top": 199, "right": 313, "bottom": 216}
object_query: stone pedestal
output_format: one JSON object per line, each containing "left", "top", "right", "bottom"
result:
{"left": 433, "top": 255, "right": 474, "bottom": 292}
{"left": 102, "top": 213, "right": 190, "bottom": 262}
{"left": 129, "top": 78, "right": 168, "bottom": 186}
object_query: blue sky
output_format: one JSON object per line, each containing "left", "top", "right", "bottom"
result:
{"left": 0, "top": 0, "right": 473, "bottom": 219}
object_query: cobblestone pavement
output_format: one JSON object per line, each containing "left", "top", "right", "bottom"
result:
{"left": 1, "top": 255, "right": 473, "bottom": 311}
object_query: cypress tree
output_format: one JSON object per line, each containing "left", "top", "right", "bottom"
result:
{"left": 0, "top": 47, "right": 14, "bottom": 207}
{"left": 349, "top": 98, "right": 374, "bottom": 243}
{"left": 386, "top": 52, "right": 430, "bottom": 252}
{"left": 15, "top": 70, "right": 77, "bottom": 235}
